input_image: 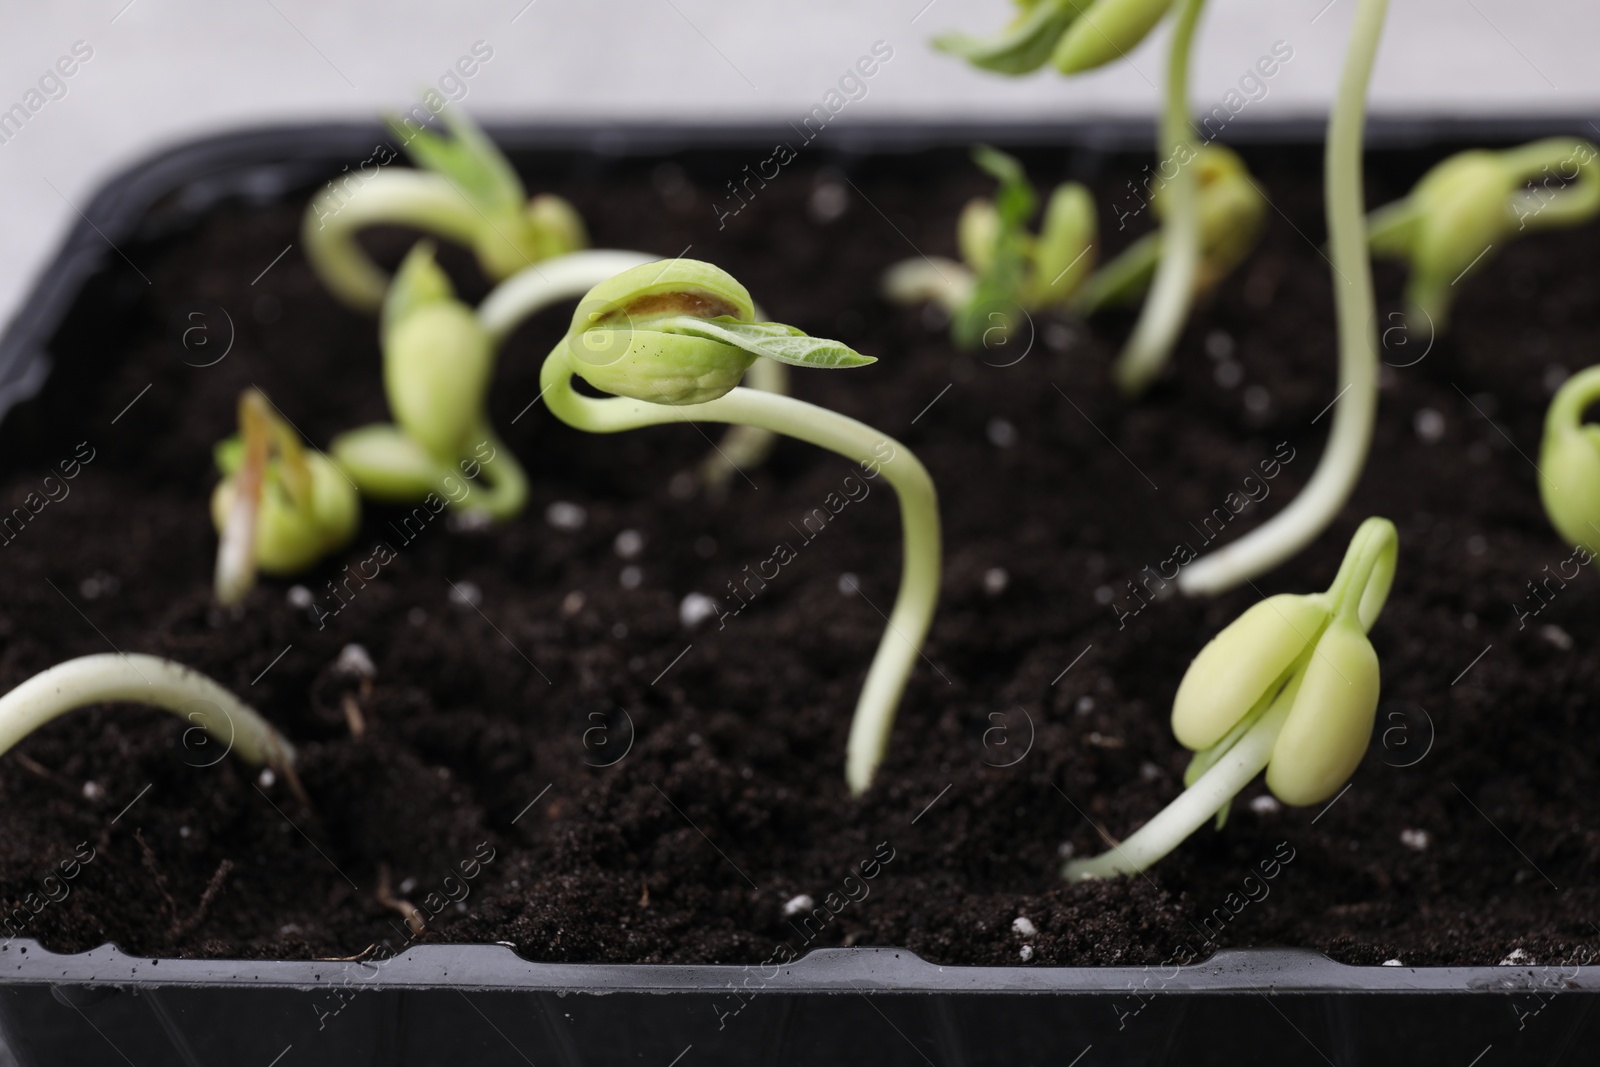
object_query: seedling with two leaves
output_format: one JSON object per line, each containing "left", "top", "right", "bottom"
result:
{"left": 540, "top": 259, "right": 942, "bottom": 795}
{"left": 934, "top": 0, "right": 1217, "bottom": 394}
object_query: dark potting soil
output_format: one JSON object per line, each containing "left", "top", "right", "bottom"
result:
{"left": 0, "top": 136, "right": 1596, "bottom": 971}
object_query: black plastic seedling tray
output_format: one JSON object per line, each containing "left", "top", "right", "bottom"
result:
{"left": 1, "top": 119, "right": 1598, "bottom": 1066}
{"left": 6, "top": 941, "right": 1600, "bottom": 1065}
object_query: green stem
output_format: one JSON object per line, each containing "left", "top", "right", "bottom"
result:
{"left": 1178, "top": 0, "right": 1388, "bottom": 598}
{"left": 302, "top": 171, "right": 483, "bottom": 313}
{"left": 699, "top": 359, "right": 790, "bottom": 498}
{"left": 1501, "top": 137, "right": 1600, "bottom": 229}
{"left": 1073, "top": 231, "right": 1161, "bottom": 316}
{"left": 469, "top": 429, "right": 529, "bottom": 520}
{"left": 540, "top": 348, "right": 941, "bottom": 795}
{"left": 1110, "top": 0, "right": 1206, "bottom": 396}
{"left": 0, "top": 654, "right": 298, "bottom": 777}
{"left": 1321, "top": 516, "right": 1398, "bottom": 629}
{"left": 483, "top": 251, "right": 794, "bottom": 499}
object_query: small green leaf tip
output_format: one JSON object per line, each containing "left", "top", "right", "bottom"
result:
{"left": 382, "top": 240, "right": 454, "bottom": 340}
{"left": 386, "top": 106, "right": 589, "bottom": 279}
{"left": 387, "top": 106, "right": 524, "bottom": 218}
{"left": 938, "top": 147, "right": 1096, "bottom": 350}
{"left": 954, "top": 146, "right": 1038, "bottom": 350}
{"left": 1367, "top": 138, "right": 1600, "bottom": 329}
{"left": 564, "top": 259, "right": 871, "bottom": 405}
{"left": 211, "top": 389, "right": 359, "bottom": 604}
{"left": 382, "top": 244, "right": 495, "bottom": 463}
{"left": 1172, "top": 517, "right": 1398, "bottom": 808}
{"left": 1539, "top": 365, "right": 1600, "bottom": 555}
{"left": 331, "top": 240, "right": 529, "bottom": 521}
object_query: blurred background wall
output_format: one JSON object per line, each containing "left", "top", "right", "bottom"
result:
{"left": 0, "top": 0, "right": 1594, "bottom": 331}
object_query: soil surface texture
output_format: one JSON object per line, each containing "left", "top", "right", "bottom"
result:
{"left": 1, "top": 137, "right": 1596, "bottom": 968}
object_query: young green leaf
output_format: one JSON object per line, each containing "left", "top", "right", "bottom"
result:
{"left": 656, "top": 317, "right": 876, "bottom": 369}
{"left": 386, "top": 107, "right": 524, "bottom": 218}
{"left": 327, "top": 239, "right": 529, "bottom": 520}
{"left": 211, "top": 389, "right": 360, "bottom": 604}
{"left": 972, "top": 145, "right": 1038, "bottom": 226}
{"left": 381, "top": 241, "right": 455, "bottom": 342}
{"left": 954, "top": 146, "right": 1037, "bottom": 349}
{"left": 932, "top": 0, "right": 1082, "bottom": 75}
{"left": 1028, "top": 181, "right": 1097, "bottom": 305}
{"left": 1052, "top": 0, "right": 1174, "bottom": 74}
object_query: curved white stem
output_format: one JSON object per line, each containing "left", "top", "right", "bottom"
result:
{"left": 699, "top": 359, "right": 790, "bottom": 497}
{"left": 1178, "top": 0, "right": 1388, "bottom": 597}
{"left": 0, "top": 654, "right": 296, "bottom": 773}
{"left": 478, "top": 250, "right": 662, "bottom": 343}
{"left": 541, "top": 350, "right": 941, "bottom": 795}
{"left": 881, "top": 257, "right": 975, "bottom": 315}
{"left": 303, "top": 171, "right": 484, "bottom": 313}
{"left": 1064, "top": 691, "right": 1291, "bottom": 881}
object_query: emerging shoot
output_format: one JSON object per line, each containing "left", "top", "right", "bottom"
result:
{"left": 932, "top": 0, "right": 1217, "bottom": 396}
{"left": 1177, "top": 0, "right": 1388, "bottom": 597}
{"left": 883, "top": 146, "right": 1095, "bottom": 349}
{"left": 1074, "top": 144, "right": 1266, "bottom": 316}
{"left": 303, "top": 108, "right": 588, "bottom": 312}
{"left": 540, "top": 259, "right": 942, "bottom": 794}
{"left": 475, "top": 249, "right": 796, "bottom": 499}
{"left": 1539, "top": 365, "right": 1600, "bottom": 555}
{"left": 1065, "top": 517, "right": 1398, "bottom": 880}
{"left": 212, "top": 388, "right": 359, "bottom": 606}
{"left": 0, "top": 654, "right": 300, "bottom": 796}
{"left": 330, "top": 243, "right": 527, "bottom": 519}
{"left": 1368, "top": 138, "right": 1600, "bottom": 330}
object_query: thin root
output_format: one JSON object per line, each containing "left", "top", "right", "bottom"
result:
{"left": 135, "top": 829, "right": 178, "bottom": 922}
{"left": 317, "top": 943, "right": 378, "bottom": 963}
{"left": 375, "top": 863, "right": 426, "bottom": 937}
{"left": 171, "top": 859, "right": 234, "bottom": 939}
{"left": 340, "top": 693, "right": 367, "bottom": 739}
{"left": 12, "top": 753, "right": 74, "bottom": 793}
{"left": 280, "top": 761, "right": 313, "bottom": 809}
